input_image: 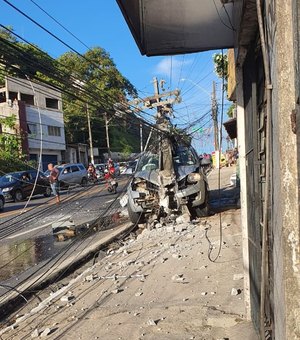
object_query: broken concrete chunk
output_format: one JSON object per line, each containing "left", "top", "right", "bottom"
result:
{"left": 135, "top": 291, "right": 143, "bottom": 297}
{"left": 176, "top": 213, "right": 190, "bottom": 225}
{"left": 172, "top": 253, "right": 182, "bottom": 259}
{"left": 166, "top": 226, "right": 175, "bottom": 233}
{"left": 111, "top": 288, "right": 122, "bottom": 294}
{"left": 31, "top": 329, "right": 40, "bottom": 338}
{"left": 171, "top": 274, "right": 185, "bottom": 283}
{"left": 201, "top": 292, "right": 207, "bottom": 296}
{"left": 40, "top": 328, "right": 51, "bottom": 337}
{"left": 84, "top": 274, "right": 98, "bottom": 282}
{"left": 60, "top": 295, "right": 74, "bottom": 302}
{"left": 231, "top": 288, "right": 241, "bottom": 296}
{"left": 147, "top": 319, "right": 157, "bottom": 326}
{"left": 233, "top": 273, "right": 244, "bottom": 281}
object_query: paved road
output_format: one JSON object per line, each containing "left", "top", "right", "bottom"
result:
{"left": 0, "top": 176, "right": 130, "bottom": 283}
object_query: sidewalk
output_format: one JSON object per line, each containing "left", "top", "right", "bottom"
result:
{"left": 1, "top": 167, "right": 258, "bottom": 340}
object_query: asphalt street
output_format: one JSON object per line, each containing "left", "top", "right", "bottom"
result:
{"left": 0, "top": 176, "right": 130, "bottom": 283}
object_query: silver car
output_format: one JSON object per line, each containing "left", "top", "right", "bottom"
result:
{"left": 55, "top": 163, "right": 88, "bottom": 187}
{"left": 127, "top": 144, "right": 209, "bottom": 224}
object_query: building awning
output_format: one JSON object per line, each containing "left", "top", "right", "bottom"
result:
{"left": 117, "top": 0, "right": 235, "bottom": 56}
{"left": 223, "top": 117, "right": 237, "bottom": 139}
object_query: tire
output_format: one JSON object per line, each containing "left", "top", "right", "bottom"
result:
{"left": 193, "top": 191, "right": 210, "bottom": 218}
{"left": 14, "top": 189, "right": 24, "bottom": 202}
{"left": 128, "top": 203, "right": 145, "bottom": 225}
{"left": 0, "top": 198, "right": 4, "bottom": 211}
{"left": 81, "top": 177, "right": 87, "bottom": 187}
{"left": 44, "top": 186, "right": 52, "bottom": 197}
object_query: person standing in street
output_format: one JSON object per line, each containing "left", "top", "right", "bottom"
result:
{"left": 48, "top": 163, "right": 60, "bottom": 204}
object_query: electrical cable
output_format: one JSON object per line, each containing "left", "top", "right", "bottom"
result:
{"left": 28, "top": 0, "right": 91, "bottom": 50}
{"left": 205, "top": 49, "right": 225, "bottom": 263}
{"left": 212, "top": 0, "right": 235, "bottom": 32}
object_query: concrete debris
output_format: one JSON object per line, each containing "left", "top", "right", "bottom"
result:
{"left": 210, "top": 292, "right": 216, "bottom": 295}
{"left": 201, "top": 292, "right": 207, "bottom": 296}
{"left": 40, "top": 327, "right": 52, "bottom": 337}
{"left": 111, "top": 288, "right": 122, "bottom": 294}
{"left": 231, "top": 288, "right": 241, "bottom": 296}
{"left": 84, "top": 274, "right": 98, "bottom": 282}
{"left": 171, "top": 274, "right": 185, "bottom": 282}
{"left": 176, "top": 213, "right": 190, "bottom": 225}
{"left": 135, "top": 291, "right": 143, "bottom": 297}
{"left": 233, "top": 273, "right": 244, "bottom": 281}
{"left": 186, "top": 234, "right": 195, "bottom": 239}
{"left": 174, "top": 224, "right": 187, "bottom": 233}
{"left": 172, "top": 253, "right": 182, "bottom": 259}
{"left": 31, "top": 329, "right": 40, "bottom": 338}
{"left": 147, "top": 319, "right": 157, "bottom": 326}
{"left": 60, "top": 295, "right": 74, "bottom": 302}
{"left": 166, "top": 226, "right": 175, "bottom": 233}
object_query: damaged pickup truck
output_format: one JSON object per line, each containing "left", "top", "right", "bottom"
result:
{"left": 127, "top": 143, "right": 209, "bottom": 224}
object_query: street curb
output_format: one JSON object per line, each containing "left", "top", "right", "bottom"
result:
{"left": 0, "top": 221, "right": 134, "bottom": 319}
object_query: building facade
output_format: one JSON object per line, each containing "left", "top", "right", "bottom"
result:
{"left": 0, "top": 76, "right": 66, "bottom": 170}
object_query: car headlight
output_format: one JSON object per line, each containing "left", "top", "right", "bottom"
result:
{"left": 2, "top": 187, "right": 12, "bottom": 192}
{"left": 187, "top": 173, "right": 202, "bottom": 183}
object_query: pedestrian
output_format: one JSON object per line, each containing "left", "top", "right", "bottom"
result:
{"left": 48, "top": 163, "right": 60, "bottom": 204}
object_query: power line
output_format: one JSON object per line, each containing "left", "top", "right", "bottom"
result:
{"left": 28, "top": 0, "right": 91, "bottom": 50}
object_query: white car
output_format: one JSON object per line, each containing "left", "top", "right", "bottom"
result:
{"left": 0, "top": 189, "right": 5, "bottom": 211}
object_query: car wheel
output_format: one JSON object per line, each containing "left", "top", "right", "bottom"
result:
{"left": 0, "top": 198, "right": 4, "bottom": 211}
{"left": 44, "top": 186, "right": 52, "bottom": 197}
{"left": 81, "top": 177, "right": 87, "bottom": 187}
{"left": 193, "top": 191, "right": 210, "bottom": 218}
{"left": 128, "top": 203, "right": 145, "bottom": 224}
{"left": 14, "top": 189, "right": 24, "bottom": 202}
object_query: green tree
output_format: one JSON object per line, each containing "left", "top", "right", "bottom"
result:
{"left": 57, "top": 48, "right": 138, "bottom": 152}
{"left": 0, "top": 115, "right": 22, "bottom": 158}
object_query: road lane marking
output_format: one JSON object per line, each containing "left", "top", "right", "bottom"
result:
{"left": 6, "top": 216, "right": 72, "bottom": 239}
{"left": 6, "top": 223, "right": 52, "bottom": 239}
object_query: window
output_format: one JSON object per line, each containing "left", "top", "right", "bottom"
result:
{"left": 20, "top": 93, "right": 34, "bottom": 105}
{"left": 27, "top": 123, "right": 37, "bottom": 136}
{"left": 48, "top": 126, "right": 61, "bottom": 137}
{"left": 71, "top": 165, "right": 79, "bottom": 172}
{"left": 45, "top": 98, "right": 59, "bottom": 109}
{"left": 9, "top": 92, "right": 18, "bottom": 101}
{"left": 0, "top": 92, "right": 6, "bottom": 103}
{"left": 78, "top": 164, "right": 85, "bottom": 170}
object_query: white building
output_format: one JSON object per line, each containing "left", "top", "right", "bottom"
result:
{"left": 0, "top": 76, "right": 66, "bottom": 170}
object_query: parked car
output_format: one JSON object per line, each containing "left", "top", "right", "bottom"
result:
{"left": 0, "top": 189, "right": 5, "bottom": 211}
{"left": 127, "top": 144, "right": 209, "bottom": 224}
{"left": 54, "top": 163, "right": 88, "bottom": 188}
{"left": 0, "top": 170, "right": 52, "bottom": 202}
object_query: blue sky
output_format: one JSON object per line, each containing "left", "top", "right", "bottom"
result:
{"left": 0, "top": 0, "right": 230, "bottom": 154}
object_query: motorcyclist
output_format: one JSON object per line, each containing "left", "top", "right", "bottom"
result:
{"left": 87, "top": 163, "right": 97, "bottom": 180}
{"left": 104, "top": 160, "right": 115, "bottom": 181}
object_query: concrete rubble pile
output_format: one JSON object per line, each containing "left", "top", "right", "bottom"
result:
{"left": 1, "top": 208, "right": 257, "bottom": 340}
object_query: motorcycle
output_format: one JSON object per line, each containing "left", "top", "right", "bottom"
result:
{"left": 104, "top": 169, "right": 118, "bottom": 194}
{"left": 87, "top": 171, "right": 98, "bottom": 184}
{"left": 107, "top": 178, "right": 118, "bottom": 194}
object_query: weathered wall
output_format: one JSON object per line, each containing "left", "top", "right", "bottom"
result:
{"left": 271, "top": 0, "right": 300, "bottom": 338}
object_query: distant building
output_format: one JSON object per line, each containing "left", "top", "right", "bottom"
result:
{"left": 0, "top": 76, "right": 66, "bottom": 170}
